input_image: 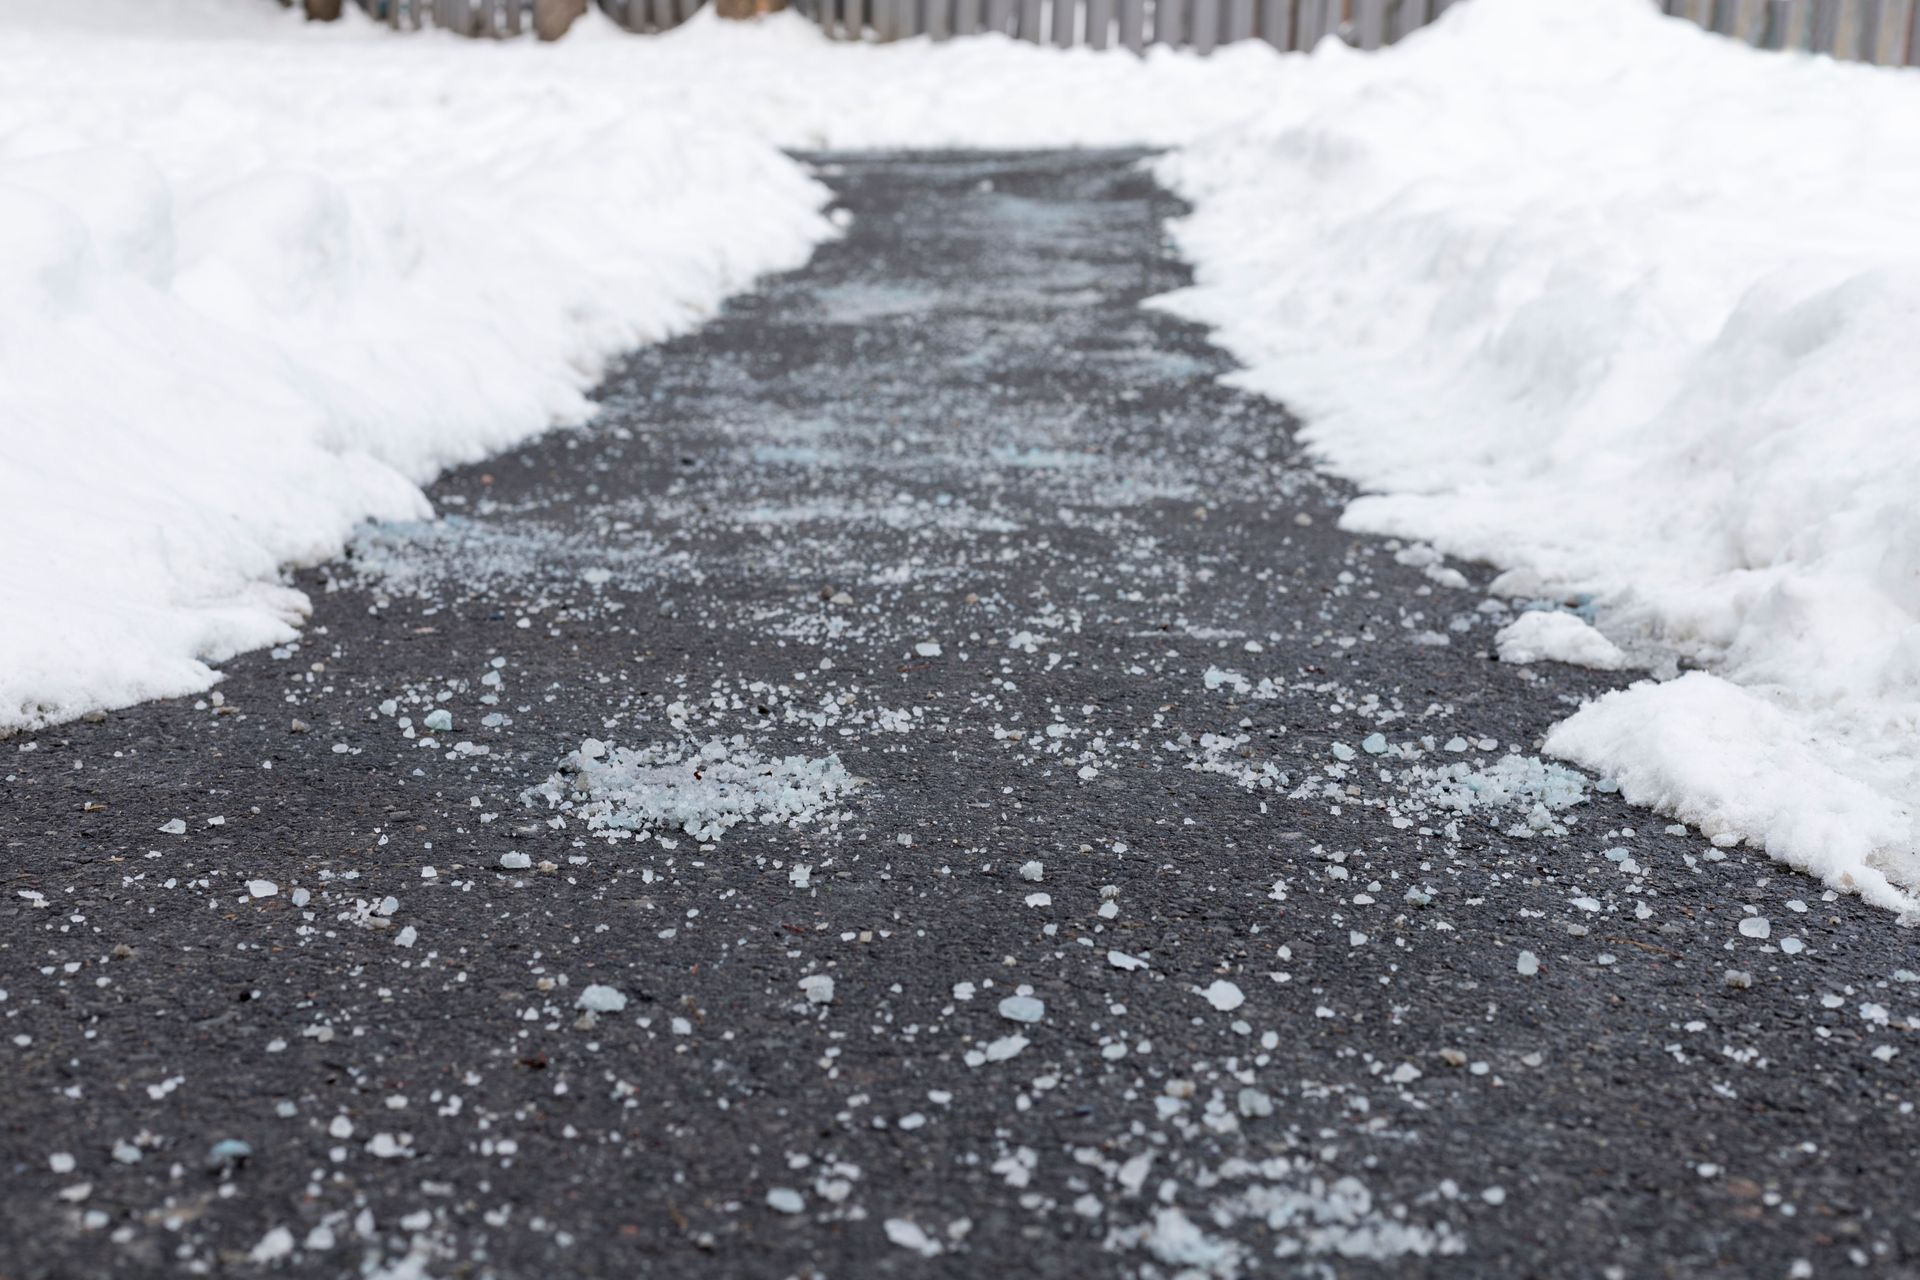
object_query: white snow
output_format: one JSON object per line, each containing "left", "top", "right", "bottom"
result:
{"left": 1496, "top": 611, "right": 1628, "bottom": 672}
{"left": 1544, "top": 674, "right": 1920, "bottom": 912}
{"left": 0, "top": 1, "right": 1286, "bottom": 733}
{"left": 1159, "top": 0, "right": 1920, "bottom": 910}
{"left": 575, "top": 984, "right": 628, "bottom": 1014}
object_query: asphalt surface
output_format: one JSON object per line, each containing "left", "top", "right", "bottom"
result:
{"left": 4, "top": 150, "right": 1918, "bottom": 1280}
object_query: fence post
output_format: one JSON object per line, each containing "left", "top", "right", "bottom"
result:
{"left": 532, "top": 0, "right": 588, "bottom": 36}
{"left": 1908, "top": 0, "right": 1920, "bottom": 63}
{"left": 1761, "top": 0, "right": 1792, "bottom": 47}
{"left": 1154, "top": 0, "right": 1185, "bottom": 44}
{"left": 1809, "top": 0, "right": 1839, "bottom": 49}
{"left": 1858, "top": 0, "right": 1884, "bottom": 60}
{"left": 1259, "top": 0, "right": 1293, "bottom": 47}
{"left": 1118, "top": 0, "right": 1145, "bottom": 49}
{"left": 1052, "top": 0, "right": 1077, "bottom": 44}
{"left": 1087, "top": 0, "right": 1114, "bottom": 46}
{"left": 1192, "top": 0, "right": 1219, "bottom": 50}
{"left": 1294, "top": 0, "right": 1317, "bottom": 44}
{"left": 305, "top": 0, "right": 344, "bottom": 16}
{"left": 1224, "top": 0, "right": 1254, "bottom": 41}
{"left": 1354, "top": 0, "right": 1384, "bottom": 47}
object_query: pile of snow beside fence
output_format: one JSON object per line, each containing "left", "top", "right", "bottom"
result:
{"left": 1159, "top": 0, "right": 1920, "bottom": 908}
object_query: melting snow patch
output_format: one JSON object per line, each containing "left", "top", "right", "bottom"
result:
{"left": 527, "top": 736, "right": 859, "bottom": 844}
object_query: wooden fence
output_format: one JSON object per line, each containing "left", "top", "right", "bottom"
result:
{"left": 809, "top": 0, "right": 1920, "bottom": 61}
{"left": 347, "top": 0, "right": 1920, "bottom": 65}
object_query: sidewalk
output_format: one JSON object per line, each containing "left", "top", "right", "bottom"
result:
{"left": 1, "top": 151, "right": 1910, "bottom": 1279}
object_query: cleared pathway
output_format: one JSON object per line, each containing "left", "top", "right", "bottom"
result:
{"left": 3, "top": 151, "right": 1915, "bottom": 1279}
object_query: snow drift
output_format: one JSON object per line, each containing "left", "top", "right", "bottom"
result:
{"left": 1158, "top": 0, "right": 1920, "bottom": 909}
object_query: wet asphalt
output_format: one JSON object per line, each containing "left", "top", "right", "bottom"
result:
{"left": 2, "top": 150, "right": 1917, "bottom": 1280}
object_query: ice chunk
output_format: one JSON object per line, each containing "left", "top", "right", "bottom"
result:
{"left": 1199, "top": 979, "right": 1245, "bottom": 1012}
{"left": 576, "top": 984, "right": 628, "bottom": 1013}
{"left": 984, "top": 1034, "right": 1028, "bottom": 1062}
{"left": 998, "top": 995, "right": 1045, "bottom": 1024}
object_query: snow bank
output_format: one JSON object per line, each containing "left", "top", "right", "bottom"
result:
{"left": 0, "top": 6, "right": 833, "bottom": 727}
{"left": 1158, "top": 0, "right": 1920, "bottom": 908}
{"left": 0, "top": 0, "right": 1286, "bottom": 731}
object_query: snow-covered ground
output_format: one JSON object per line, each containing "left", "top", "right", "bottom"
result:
{"left": 1158, "top": 0, "right": 1920, "bottom": 911}
{"left": 4, "top": 0, "right": 1918, "bottom": 911}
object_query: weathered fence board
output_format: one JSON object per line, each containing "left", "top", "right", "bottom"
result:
{"left": 1192, "top": 0, "right": 1219, "bottom": 52}
{"left": 1154, "top": 0, "right": 1185, "bottom": 47}
{"left": 1259, "top": 0, "right": 1291, "bottom": 49}
{"left": 1087, "top": 0, "right": 1113, "bottom": 47}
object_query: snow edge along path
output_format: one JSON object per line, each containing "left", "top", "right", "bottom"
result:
{"left": 0, "top": 0, "right": 1290, "bottom": 734}
{"left": 1156, "top": 0, "right": 1920, "bottom": 912}
{"left": 0, "top": 14, "right": 837, "bottom": 731}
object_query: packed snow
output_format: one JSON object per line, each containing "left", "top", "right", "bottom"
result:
{"left": 1159, "top": 0, "right": 1920, "bottom": 909}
